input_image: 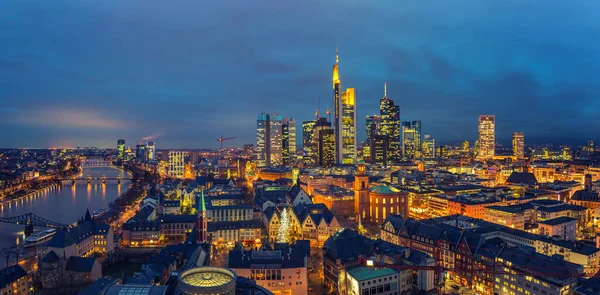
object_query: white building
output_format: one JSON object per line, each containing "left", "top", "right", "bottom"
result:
{"left": 168, "top": 151, "right": 185, "bottom": 179}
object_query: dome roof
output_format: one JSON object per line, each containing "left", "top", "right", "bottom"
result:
{"left": 369, "top": 185, "right": 400, "bottom": 194}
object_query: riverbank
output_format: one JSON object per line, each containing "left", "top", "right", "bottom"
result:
{"left": 0, "top": 166, "right": 83, "bottom": 206}
{"left": 96, "top": 165, "right": 147, "bottom": 225}
{"left": 0, "top": 181, "right": 61, "bottom": 206}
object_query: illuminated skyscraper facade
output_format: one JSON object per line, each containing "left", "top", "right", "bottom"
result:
{"left": 422, "top": 135, "right": 435, "bottom": 158}
{"left": 512, "top": 132, "right": 524, "bottom": 159}
{"left": 365, "top": 115, "right": 381, "bottom": 145}
{"left": 371, "top": 135, "right": 388, "bottom": 166}
{"left": 333, "top": 49, "right": 342, "bottom": 164}
{"left": 341, "top": 88, "right": 357, "bottom": 165}
{"left": 117, "top": 139, "right": 125, "bottom": 159}
{"left": 402, "top": 121, "right": 421, "bottom": 159}
{"left": 288, "top": 118, "right": 296, "bottom": 160}
{"left": 147, "top": 141, "right": 155, "bottom": 161}
{"left": 378, "top": 84, "right": 401, "bottom": 162}
{"left": 168, "top": 150, "right": 185, "bottom": 179}
{"left": 477, "top": 115, "right": 495, "bottom": 160}
{"left": 256, "top": 113, "right": 283, "bottom": 167}
{"left": 281, "top": 118, "right": 297, "bottom": 165}
{"left": 302, "top": 120, "right": 317, "bottom": 165}
{"left": 332, "top": 50, "right": 357, "bottom": 165}
{"left": 282, "top": 122, "right": 290, "bottom": 165}
{"left": 318, "top": 129, "right": 335, "bottom": 167}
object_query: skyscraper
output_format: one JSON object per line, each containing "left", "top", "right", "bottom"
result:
{"left": 318, "top": 129, "right": 335, "bottom": 167}
{"left": 341, "top": 88, "right": 357, "bottom": 165}
{"left": 422, "top": 135, "right": 435, "bottom": 158}
{"left": 402, "top": 121, "right": 421, "bottom": 159}
{"left": 512, "top": 132, "right": 524, "bottom": 159}
{"left": 168, "top": 150, "right": 185, "bottom": 179}
{"left": 147, "top": 141, "right": 155, "bottom": 162}
{"left": 117, "top": 139, "right": 125, "bottom": 159}
{"left": 135, "top": 144, "right": 146, "bottom": 161}
{"left": 332, "top": 49, "right": 343, "bottom": 164}
{"left": 282, "top": 121, "right": 290, "bottom": 165}
{"left": 365, "top": 115, "right": 381, "bottom": 145}
{"left": 302, "top": 120, "right": 317, "bottom": 165}
{"left": 371, "top": 135, "right": 388, "bottom": 166}
{"left": 378, "top": 83, "right": 401, "bottom": 162}
{"left": 256, "top": 113, "right": 284, "bottom": 167}
{"left": 477, "top": 115, "right": 495, "bottom": 160}
{"left": 302, "top": 118, "right": 331, "bottom": 166}
{"left": 288, "top": 118, "right": 297, "bottom": 161}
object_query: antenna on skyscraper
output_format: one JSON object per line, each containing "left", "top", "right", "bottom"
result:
{"left": 384, "top": 82, "right": 387, "bottom": 97}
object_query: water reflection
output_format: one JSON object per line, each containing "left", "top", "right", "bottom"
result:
{"left": 0, "top": 167, "right": 131, "bottom": 249}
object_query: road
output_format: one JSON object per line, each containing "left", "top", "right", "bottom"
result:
{"left": 443, "top": 279, "right": 478, "bottom": 295}
{"left": 308, "top": 272, "right": 326, "bottom": 295}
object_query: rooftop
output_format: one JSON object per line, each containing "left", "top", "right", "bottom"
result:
{"left": 538, "top": 216, "right": 577, "bottom": 226}
{"left": 347, "top": 266, "right": 398, "bottom": 281}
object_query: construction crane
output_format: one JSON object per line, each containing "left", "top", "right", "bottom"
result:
{"left": 315, "top": 95, "right": 321, "bottom": 120}
{"left": 217, "top": 136, "right": 236, "bottom": 150}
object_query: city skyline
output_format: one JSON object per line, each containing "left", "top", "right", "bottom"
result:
{"left": 2, "top": 0, "right": 600, "bottom": 148}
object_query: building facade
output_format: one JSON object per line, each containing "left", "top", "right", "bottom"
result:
{"left": 477, "top": 115, "right": 495, "bottom": 160}
{"left": 379, "top": 84, "right": 401, "bottom": 162}
{"left": 402, "top": 121, "right": 422, "bottom": 159}
{"left": 168, "top": 151, "right": 185, "bottom": 179}
{"left": 256, "top": 113, "right": 284, "bottom": 167}
{"left": 512, "top": 132, "right": 524, "bottom": 159}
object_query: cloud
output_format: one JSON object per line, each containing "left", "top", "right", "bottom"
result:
{"left": 1, "top": 107, "right": 127, "bottom": 130}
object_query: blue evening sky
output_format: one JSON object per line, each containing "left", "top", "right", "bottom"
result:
{"left": 1, "top": 0, "right": 599, "bottom": 148}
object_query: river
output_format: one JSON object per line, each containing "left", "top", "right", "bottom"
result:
{"left": 0, "top": 167, "right": 131, "bottom": 251}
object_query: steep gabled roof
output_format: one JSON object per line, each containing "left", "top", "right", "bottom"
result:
{"left": 65, "top": 256, "right": 97, "bottom": 273}
{"left": 506, "top": 172, "right": 539, "bottom": 185}
{"left": 45, "top": 229, "right": 75, "bottom": 248}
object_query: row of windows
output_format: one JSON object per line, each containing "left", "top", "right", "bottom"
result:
{"left": 361, "top": 283, "right": 392, "bottom": 295}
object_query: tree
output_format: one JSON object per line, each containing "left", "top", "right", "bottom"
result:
{"left": 276, "top": 208, "right": 290, "bottom": 243}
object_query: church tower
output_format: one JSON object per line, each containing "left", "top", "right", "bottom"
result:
{"left": 196, "top": 189, "right": 208, "bottom": 244}
{"left": 354, "top": 160, "right": 370, "bottom": 221}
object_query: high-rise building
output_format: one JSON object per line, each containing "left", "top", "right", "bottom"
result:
{"left": 135, "top": 144, "right": 146, "bottom": 161}
{"left": 512, "top": 132, "right": 524, "bottom": 159}
{"left": 282, "top": 118, "right": 297, "bottom": 166}
{"left": 282, "top": 121, "right": 290, "bottom": 166}
{"left": 117, "top": 139, "right": 125, "bottom": 159}
{"left": 319, "top": 129, "right": 335, "bottom": 167}
{"left": 146, "top": 141, "right": 155, "bottom": 162}
{"left": 168, "top": 151, "right": 185, "bottom": 179}
{"left": 402, "top": 121, "right": 422, "bottom": 159}
{"left": 378, "top": 83, "right": 401, "bottom": 162}
{"left": 332, "top": 49, "right": 342, "bottom": 164}
{"left": 288, "top": 118, "right": 296, "bottom": 160}
{"left": 371, "top": 135, "right": 388, "bottom": 166}
{"left": 366, "top": 115, "right": 381, "bottom": 145}
{"left": 477, "top": 115, "right": 495, "bottom": 160}
{"left": 256, "top": 113, "right": 283, "bottom": 167}
{"left": 589, "top": 140, "right": 595, "bottom": 157}
{"left": 422, "top": 135, "right": 435, "bottom": 158}
{"left": 302, "top": 120, "right": 317, "bottom": 165}
{"left": 341, "top": 88, "right": 357, "bottom": 165}
{"left": 332, "top": 49, "right": 343, "bottom": 164}
{"left": 303, "top": 118, "right": 332, "bottom": 166}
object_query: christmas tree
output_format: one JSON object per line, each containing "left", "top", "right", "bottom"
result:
{"left": 276, "top": 207, "right": 290, "bottom": 243}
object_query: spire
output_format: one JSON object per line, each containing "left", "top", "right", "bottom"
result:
{"left": 197, "top": 189, "right": 206, "bottom": 213}
{"left": 332, "top": 48, "right": 340, "bottom": 89}
{"left": 384, "top": 82, "right": 387, "bottom": 97}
